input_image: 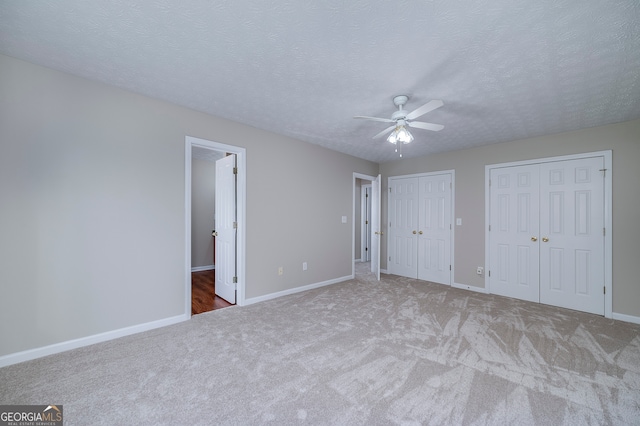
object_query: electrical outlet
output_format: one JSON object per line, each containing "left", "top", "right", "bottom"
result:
{"left": 476, "top": 266, "right": 483, "bottom": 275}
{"left": 278, "top": 266, "right": 283, "bottom": 276}
{"left": 302, "top": 262, "right": 308, "bottom": 271}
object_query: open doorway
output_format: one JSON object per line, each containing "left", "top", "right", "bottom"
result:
{"left": 190, "top": 147, "right": 231, "bottom": 314}
{"left": 353, "top": 173, "right": 378, "bottom": 279}
{"left": 185, "top": 136, "right": 246, "bottom": 317}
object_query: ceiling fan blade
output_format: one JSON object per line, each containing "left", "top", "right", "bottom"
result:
{"left": 408, "top": 121, "right": 444, "bottom": 132}
{"left": 405, "top": 100, "right": 444, "bottom": 120}
{"left": 373, "top": 125, "right": 396, "bottom": 139}
{"left": 354, "top": 115, "right": 395, "bottom": 123}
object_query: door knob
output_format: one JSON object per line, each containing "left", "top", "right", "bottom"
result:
{"left": 419, "top": 231, "right": 423, "bottom": 235}
{"left": 531, "top": 236, "right": 537, "bottom": 242}
{"left": 412, "top": 230, "right": 417, "bottom": 234}
{"left": 542, "top": 237, "right": 549, "bottom": 242}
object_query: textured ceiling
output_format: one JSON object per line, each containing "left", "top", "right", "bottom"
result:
{"left": 1, "top": 0, "right": 639, "bottom": 163}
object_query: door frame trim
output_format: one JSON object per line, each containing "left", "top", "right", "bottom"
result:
{"left": 353, "top": 173, "right": 377, "bottom": 278}
{"left": 185, "top": 136, "right": 247, "bottom": 314}
{"left": 387, "top": 170, "right": 456, "bottom": 285}
{"left": 484, "top": 150, "right": 612, "bottom": 318}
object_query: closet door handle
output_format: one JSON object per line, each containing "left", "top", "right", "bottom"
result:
{"left": 531, "top": 236, "right": 537, "bottom": 242}
{"left": 419, "top": 231, "right": 423, "bottom": 235}
{"left": 412, "top": 230, "right": 417, "bottom": 234}
{"left": 542, "top": 237, "right": 549, "bottom": 242}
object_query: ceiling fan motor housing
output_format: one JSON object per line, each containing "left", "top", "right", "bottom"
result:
{"left": 392, "top": 111, "right": 407, "bottom": 121}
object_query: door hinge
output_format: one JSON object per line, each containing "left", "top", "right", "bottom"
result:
{"left": 603, "top": 227, "right": 606, "bottom": 236}
{"left": 599, "top": 168, "right": 607, "bottom": 177}
{"left": 489, "top": 225, "right": 491, "bottom": 231}
{"left": 603, "top": 286, "right": 606, "bottom": 294}
{"left": 389, "top": 256, "right": 391, "bottom": 262}
{"left": 489, "top": 179, "right": 491, "bottom": 186}
{"left": 233, "top": 276, "right": 237, "bottom": 284}
{"left": 389, "top": 187, "right": 392, "bottom": 193}
{"left": 449, "top": 265, "right": 452, "bottom": 271}
{"left": 233, "top": 222, "right": 238, "bottom": 229}
{"left": 366, "top": 220, "right": 368, "bottom": 224}
{"left": 366, "top": 193, "right": 368, "bottom": 198}
{"left": 488, "top": 270, "right": 491, "bottom": 277}
{"left": 233, "top": 167, "right": 238, "bottom": 174}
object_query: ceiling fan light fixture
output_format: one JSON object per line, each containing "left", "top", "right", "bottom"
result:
{"left": 387, "top": 125, "right": 413, "bottom": 144}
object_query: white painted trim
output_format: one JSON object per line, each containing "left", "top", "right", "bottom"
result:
{"left": 243, "top": 275, "right": 352, "bottom": 306}
{"left": 452, "top": 282, "right": 489, "bottom": 294}
{"left": 191, "top": 265, "right": 215, "bottom": 272}
{"left": 184, "top": 141, "right": 193, "bottom": 317}
{"left": 0, "top": 314, "right": 189, "bottom": 368}
{"left": 353, "top": 173, "right": 377, "bottom": 278}
{"left": 386, "top": 170, "right": 455, "bottom": 285}
{"left": 612, "top": 312, "right": 640, "bottom": 326}
{"left": 186, "top": 136, "right": 247, "bottom": 309}
{"left": 484, "top": 150, "right": 613, "bottom": 318}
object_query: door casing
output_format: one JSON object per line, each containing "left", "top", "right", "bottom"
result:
{"left": 185, "top": 136, "right": 246, "bottom": 313}
{"left": 353, "top": 173, "right": 378, "bottom": 278}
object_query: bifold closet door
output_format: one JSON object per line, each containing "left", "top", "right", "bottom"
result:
{"left": 389, "top": 174, "right": 452, "bottom": 284}
{"left": 539, "top": 157, "right": 605, "bottom": 315}
{"left": 488, "top": 164, "right": 540, "bottom": 302}
{"left": 417, "top": 174, "right": 452, "bottom": 284}
{"left": 388, "top": 177, "right": 419, "bottom": 279}
{"left": 488, "top": 156, "right": 605, "bottom": 315}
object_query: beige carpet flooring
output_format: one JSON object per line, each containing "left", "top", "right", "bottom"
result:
{"left": 1, "top": 263, "right": 639, "bottom": 425}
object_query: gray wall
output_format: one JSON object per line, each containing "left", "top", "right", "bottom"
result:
{"left": 0, "top": 54, "right": 378, "bottom": 357}
{"left": 380, "top": 119, "right": 640, "bottom": 317}
{"left": 191, "top": 158, "right": 216, "bottom": 268}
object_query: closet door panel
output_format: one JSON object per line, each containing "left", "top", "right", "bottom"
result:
{"left": 388, "top": 178, "right": 419, "bottom": 278}
{"left": 488, "top": 165, "right": 540, "bottom": 302}
{"left": 417, "top": 174, "right": 452, "bottom": 284}
{"left": 539, "top": 157, "right": 605, "bottom": 315}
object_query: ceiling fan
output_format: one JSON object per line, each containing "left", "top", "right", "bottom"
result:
{"left": 354, "top": 95, "right": 444, "bottom": 156}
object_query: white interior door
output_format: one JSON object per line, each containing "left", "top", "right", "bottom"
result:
{"left": 489, "top": 165, "right": 540, "bottom": 302}
{"left": 370, "top": 174, "right": 381, "bottom": 280}
{"left": 488, "top": 156, "right": 605, "bottom": 315}
{"left": 215, "top": 154, "right": 236, "bottom": 304}
{"left": 539, "top": 158, "right": 605, "bottom": 315}
{"left": 388, "top": 177, "right": 419, "bottom": 278}
{"left": 361, "top": 184, "right": 372, "bottom": 262}
{"left": 417, "top": 174, "right": 452, "bottom": 284}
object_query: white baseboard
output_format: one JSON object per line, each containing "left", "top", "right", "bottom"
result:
{"left": 244, "top": 275, "right": 352, "bottom": 306}
{"left": 452, "top": 282, "right": 489, "bottom": 293}
{"left": 612, "top": 312, "right": 640, "bottom": 325}
{"left": 191, "top": 265, "right": 215, "bottom": 272}
{"left": 0, "top": 313, "right": 190, "bottom": 368}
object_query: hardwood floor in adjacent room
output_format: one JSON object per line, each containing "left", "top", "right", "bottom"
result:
{"left": 192, "top": 269, "right": 232, "bottom": 315}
